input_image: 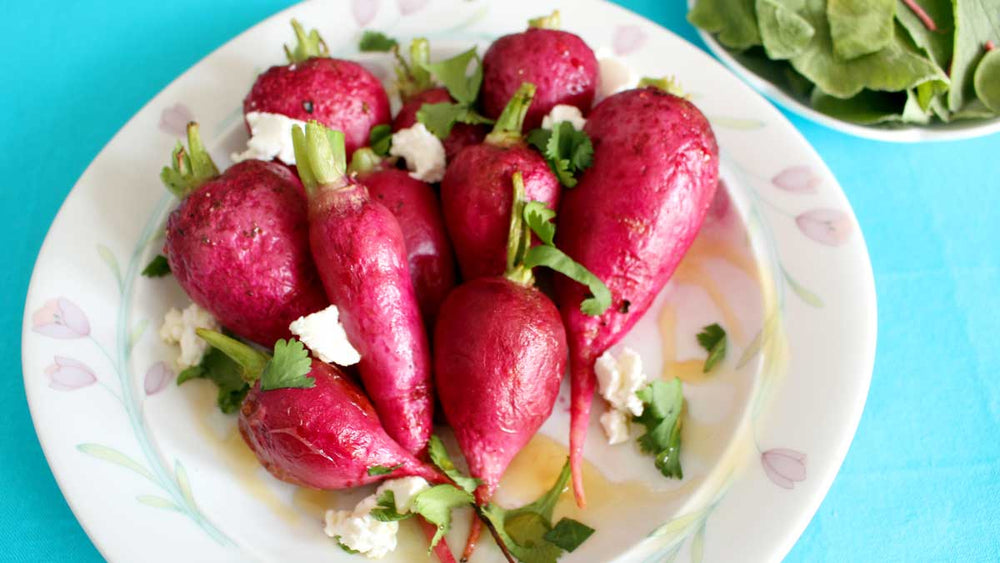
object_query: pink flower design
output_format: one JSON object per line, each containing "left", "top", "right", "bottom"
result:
{"left": 396, "top": 0, "right": 428, "bottom": 15}
{"left": 45, "top": 357, "right": 97, "bottom": 391}
{"left": 352, "top": 0, "right": 379, "bottom": 27}
{"left": 761, "top": 448, "right": 807, "bottom": 489}
{"left": 32, "top": 298, "right": 90, "bottom": 339}
{"left": 159, "top": 103, "right": 194, "bottom": 137}
{"left": 613, "top": 25, "right": 647, "bottom": 56}
{"left": 772, "top": 165, "right": 820, "bottom": 193}
{"left": 796, "top": 209, "right": 853, "bottom": 246}
{"left": 144, "top": 362, "right": 174, "bottom": 396}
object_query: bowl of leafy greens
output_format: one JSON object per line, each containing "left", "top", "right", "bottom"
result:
{"left": 687, "top": 0, "right": 1000, "bottom": 142}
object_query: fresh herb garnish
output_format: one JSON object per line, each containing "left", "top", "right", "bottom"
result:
{"left": 634, "top": 379, "right": 684, "bottom": 479}
{"left": 336, "top": 540, "right": 361, "bottom": 554}
{"left": 370, "top": 490, "right": 410, "bottom": 522}
{"left": 141, "top": 254, "right": 171, "bottom": 278}
{"left": 428, "top": 435, "right": 481, "bottom": 494}
{"left": 526, "top": 122, "right": 593, "bottom": 188}
{"left": 358, "top": 30, "right": 398, "bottom": 52}
{"left": 368, "top": 124, "right": 392, "bottom": 156}
{"left": 416, "top": 48, "right": 493, "bottom": 138}
{"left": 414, "top": 485, "right": 475, "bottom": 548}
{"left": 696, "top": 323, "right": 727, "bottom": 373}
{"left": 260, "top": 339, "right": 315, "bottom": 391}
{"left": 367, "top": 463, "right": 403, "bottom": 477}
{"left": 176, "top": 347, "right": 250, "bottom": 414}
{"left": 522, "top": 202, "right": 556, "bottom": 246}
{"left": 481, "top": 460, "right": 595, "bottom": 563}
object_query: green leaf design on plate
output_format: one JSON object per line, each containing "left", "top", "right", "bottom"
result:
{"left": 97, "top": 245, "right": 122, "bottom": 288}
{"left": 175, "top": 460, "right": 197, "bottom": 510}
{"left": 691, "top": 519, "right": 707, "bottom": 563}
{"left": 136, "top": 495, "right": 181, "bottom": 511}
{"left": 650, "top": 510, "right": 704, "bottom": 539}
{"left": 737, "top": 328, "right": 764, "bottom": 369}
{"left": 708, "top": 116, "right": 766, "bottom": 130}
{"left": 782, "top": 267, "right": 824, "bottom": 307}
{"left": 129, "top": 319, "right": 149, "bottom": 350}
{"left": 77, "top": 443, "right": 156, "bottom": 484}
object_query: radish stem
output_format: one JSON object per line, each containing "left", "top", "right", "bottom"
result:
{"left": 160, "top": 122, "right": 219, "bottom": 199}
{"left": 503, "top": 172, "right": 534, "bottom": 285}
{"left": 291, "top": 121, "right": 349, "bottom": 197}
{"left": 528, "top": 10, "right": 561, "bottom": 30}
{"left": 194, "top": 329, "right": 270, "bottom": 384}
{"left": 284, "top": 19, "right": 329, "bottom": 64}
{"left": 486, "top": 83, "right": 536, "bottom": 147}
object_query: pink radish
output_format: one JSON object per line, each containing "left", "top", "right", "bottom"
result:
{"left": 292, "top": 121, "right": 433, "bottom": 456}
{"left": 555, "top": 87, "right": 720, "bottom": 506}
{"left": 161, "top": 123, "right": 327, "bottom": 347}
{"left": 441, "top": 83, "right": 560, "bottom": 280}
{"left": 349, "top": 149, "right": 457, "bottom": 327}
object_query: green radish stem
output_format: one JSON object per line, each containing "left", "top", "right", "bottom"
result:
{"left": 504, "top": 172, "right": 534, "bottom": 286}
{"left": 284, "top": 19, "right": 329, "bottom": 64}
{"left": 485, "top": 82, "right": 537, "bottom": 147}
{"left": 291, "top": 121, "right": 349, "bottom": 197}
{"left": 395, "top": 38, "right": 434, "bottom": 101}
{"left": 160, "top": 122, "right": 219, "bottom": 199}
{"left": 528, "top": 10, "right": 561, "bottom": 29}
{"left": 195, "top": 329, "right": 271, "bottom": 384}
{"left": 638, "top": 76, "right": 688, "bottom": 99}
{"left": 348, "top": 147, "right": 384, "bottom": 176}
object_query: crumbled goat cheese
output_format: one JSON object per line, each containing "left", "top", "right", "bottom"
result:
{"left": 541, "top": 104, "right": 587, "bottom": 130}
{"left": 323, "top": 477, "right": 428, "bottom": 559}
{"left": 289, "top": 305, "right": 361, "bottom": 366}
{"left": 595, "top": 347, "right": 648, "bottom": 444}
{"left": 600, "top": 408, "right": 630, "bottom": 445}
{"left": 159, "top": 303, "right": 219, "bottom": 369}
{"left": 231, "top": 111, "right": 308, "bottom": 165}
{"left": 389, "top": 123, "right": 446, "bottom": 183}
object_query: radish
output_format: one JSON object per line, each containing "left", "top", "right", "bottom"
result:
{"left": 441, "top": 83, "right": 560, "bottom": 280}
{"left": 555, "top": 86, "right": 720, "bottom": 506}
{"left": 390, "top": 39, "right": 488, "bottom": 161}
{"left": 349, "top": 149, "right": 456, "bottom": 327}
{"left": 161, "top": 123, "right": 327, "bottom": 347}
{"left": 292, "top": 121, "right": 433, "bottom": 455}
{"left": 434, "top": 172, "right": 608, "bottom": 559}
{"left": 481, "top": 11, "right": 598, "bottom": 131}
{"left": 244, "top": 20, "right": 390, "bottom": 158}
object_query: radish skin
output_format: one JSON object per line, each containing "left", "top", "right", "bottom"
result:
{"left": 555, "top": 88, "right": 719, "bottom": 506}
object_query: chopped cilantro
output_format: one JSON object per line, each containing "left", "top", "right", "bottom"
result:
{"left": 367, "top": 463, "right": 403, "bottom": 477}
{"left": 358, "top": 30, "right": 398, "bottom": 52}
{"left": 141, "top": 255, "right": 171, "bottom": 277}
{"left": 416, "top": 48, "right": 492, "bottom": 139}
{"left": 176, "top": 347, "right": 250, "bottom": 414}
{"left": 370, "top": 490, "right": 410, "bottom": 522}
{"left": 543, "top": 518, "right": 595, "bottom": 553}
{"left": 427, "top": 435, "right": 481, "bottom": 494}
{"left": 634, "top": 379, "right": 684, "bottom": 479}
{"left": 259, "top": 338, "right": 314, "bottom": 391}
{"left": 526, "top": 122, "right": 594, "bottom": 188}
{"left": 696, "top": 323, "right": 727, "bottom": 373}
{"left": 368, "top": 124, "right": 392, "bottom": 156}
{"left": 411, "top": 485, "right": 474, "bottom": 548}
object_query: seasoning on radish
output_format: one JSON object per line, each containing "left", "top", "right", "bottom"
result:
{"left": 348, "top": 148, "right": 457, "bottom": 327}
{"left": 434, "top": 172, "right": 608, "bottom": 559}
{"left": 242, "top": 20, "right": 390, "bottom": 159}
{"left": 481, "top": 10, "right": 599, "bottom": 131}
{"left": 555, "top": 84, "right": 720, "bottom": 507}
{"left": 161, "top": 123, "right": 327, "bottom": 348}
{"left": 291, "top": 121, "right": 433, "bottom": 455}
{"left": 441, "top": 82, "right": 561, "bottom": 280}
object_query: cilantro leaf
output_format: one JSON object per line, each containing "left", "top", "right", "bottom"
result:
{"left": 369, "top": 124, "right": 392, "bottom": 156}
{"left": 523, "top": 245, "right": 611, "bottom": 316}
{"left": 259, "top": 339, "right": 315, "bottom": 391}
{"left": 141, "top": 255, "right": 171, "bottom": 277}
{"left": 633, "top": 379, "right": 684, "bottom": 479}
{"left": 367, "top": 463, "right": 403, "bottom": 477}
{"left": 358, "top": 30, "right": 398, "bottom": 52}
{"left": 427, "top": 435, "right": 481, "bottom": 494}
{"left": 526, "top": 122, "right": 593, "bottom": 188}
{"left": 370, "top": 490, "right": 412, "bottom": 522}
{"left": 417, "top": 102, "right": 468, "bottom": 138}
{"left": 523, "top": 202, "right": 556, "bottom": 246}
{"left": 421, "top": 47, "right": 483, "bottom": 105}
{"left": 696, "top": 323, "right": 727, "bottom": 373}
{"left": 336, "top": 540, "right": 360, "bottom": 554}
{"left": 543, "top": 518, "right": 595, "bottom": 552}
{"left": 176, "top": 347, "right": 250, "bottom": 414}
{"left": 410, "top": 484, "right": 474, "bottom": 548}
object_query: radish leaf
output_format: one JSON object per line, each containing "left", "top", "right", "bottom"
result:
{"left": 696, "top": 323, "right": 728, "bottom": 373}
{"left": 260, "top": 339, "right": 315, "bottom": 391}
{"left": 359, "top": 30, "right": 398, "bottom": 52}
{"left": 427, "top": 435, "right": 481, "bottom": 494}
{"left": 634, "top": 379, "right": 684, "bottom": 479}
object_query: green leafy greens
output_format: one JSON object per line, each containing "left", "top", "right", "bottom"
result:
{"left": 416, "top": 48, "right": 493, "bottom": 138}
{"left": 634, "top": 379, "right": 685, "bottom": 479}
{"left": 687, "top": 0, "right": 1000, "bottom": 124}
{"left": 427, "top": 435, "right": 482, "bottom": 494}
{"left": 696, "top": 323, "right": 728, "bottom": 373}
{"left": 368, "top": 124, "right": 392, "bottom": 156}
{"left": 526, "top": 122, "right": 594, "bottom": 188}
{"left": 260, "top": 339, "right": 315, "bottom": 391}
{"left": 176, "top": 347, "right": 250, "bottom": 414}
{"left": 366, "top": 463, "right": 403, "bottom": 477}
{"left": 141, "top": 254, "right": 171, "bottom": 277}
{"left": 358, "top": 30, "right": 398, "bottom": 52}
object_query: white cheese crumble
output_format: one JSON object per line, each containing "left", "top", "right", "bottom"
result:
{"left": 595, "top": 347, "right": 648, "bottom": 444}
{"left": 389, "top": 123, "right": 446, "bottom": 183}
{"left": 596, "top": 48, "right": 638, "bottom": 102}
{"left": 323, "top": 477, "right": 429, "bottom": 559}
{"left": 599, "top": 408, "right": 630, "bottom": 445}
{"left": 231, "top": 111, "right": 308, "bottom": 165}
{"left": 541, "top": 104, "right": 587, "bottom": 131}
{"left": 159, "top": 302, "right": 219, "bottom": 369}
{"left": 289, "top": 305, "right": 361, "bottom": 366}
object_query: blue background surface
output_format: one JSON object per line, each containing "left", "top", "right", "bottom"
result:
{"left": 2, "top": 1, "right": 998, "bottom": 561}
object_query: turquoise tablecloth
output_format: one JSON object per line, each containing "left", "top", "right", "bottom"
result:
{"left": 3, "top": 1, "right": 998, "bottom": 561}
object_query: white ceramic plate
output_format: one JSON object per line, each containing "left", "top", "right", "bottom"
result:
{"left": 688, "top": 1, "right": 1000, "bottom": 143}
{"left": 21, "top": 1, "right": 877, "bottom": 561}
